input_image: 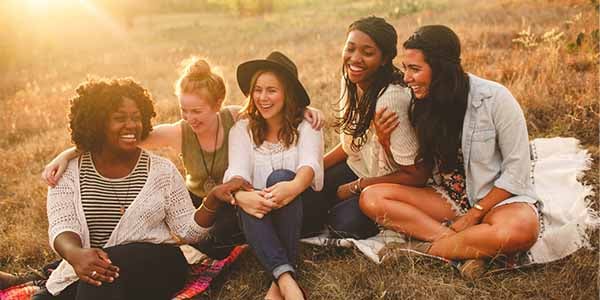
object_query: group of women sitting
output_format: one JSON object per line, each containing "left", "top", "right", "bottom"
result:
{"left": 4, "top": 16, "right": 544, "bottom": 300}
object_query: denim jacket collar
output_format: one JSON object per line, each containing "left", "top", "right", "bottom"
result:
{"left": 468, "top": 74, "right": 492, "bottom": 108}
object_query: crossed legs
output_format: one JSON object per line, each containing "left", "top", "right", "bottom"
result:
{"left": 359, "top": 183, "right": 539, "bottom": 260}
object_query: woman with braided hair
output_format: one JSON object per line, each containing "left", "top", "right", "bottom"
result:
{"left": 304, "top": 16, "right": 429, "bottom": 239}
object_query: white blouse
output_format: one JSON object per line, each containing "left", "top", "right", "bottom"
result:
{"left": 340, "top": 83, "right": 419, "bottom": 177}
{"left": 224, "top": 119, "right": 324, "bottom": 191}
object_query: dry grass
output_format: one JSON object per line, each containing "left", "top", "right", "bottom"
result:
{"left": 0, "top": 0, "right": 598, "bottom": 299}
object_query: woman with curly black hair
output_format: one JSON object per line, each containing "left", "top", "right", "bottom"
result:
{"left": 306, "top": 16, "right": 429, "bottom": 239}
{"left": 33, "top": 78, "right": 213, "bottom": 300}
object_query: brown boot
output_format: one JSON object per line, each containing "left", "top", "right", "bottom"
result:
{"left": 457, "top": 259, "right": 487, "bottom": 280}
{"left": 378, "top": 240, "right": 433, "bottom": 262}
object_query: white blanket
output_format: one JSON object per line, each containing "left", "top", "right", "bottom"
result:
{"left": 302, "top": 137, "right": 598, "bottom": 267}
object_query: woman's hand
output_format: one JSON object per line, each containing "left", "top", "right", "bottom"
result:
{"left": 235, "top": 190, "right": 277, "bottom": 219}
{"left": 373, "top": 107, "right": 399, "bottom": 149}
{"left": 42, "top": 158, "right": 69, "bottom": 188}
{"left": 450, "top": 209, "right": 485, "bottom": 232}
{"left": 304, "top": 107, "right": 325, "bottom": 130}
{"left": 66, "top": 248, "right": 120, "bottom": 286}
{"left": 336, "top": 180, "right": 358, "bottom": 201}
{"left": 263, "top": 181, "right": 301, "bottom": 209}
{"left": 42, "top": 148, "right": 79, "bottom": 187}
{"left": 211, "top": 177, "right": 253, "bottom": 205}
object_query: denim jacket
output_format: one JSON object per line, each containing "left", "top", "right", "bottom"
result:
{"left": 462, "top": 74, "right": 537, "bottom": 205}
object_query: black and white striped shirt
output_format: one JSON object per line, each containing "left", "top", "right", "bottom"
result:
{"left": 80, "top": 151, "right": 149, "bottom": 248}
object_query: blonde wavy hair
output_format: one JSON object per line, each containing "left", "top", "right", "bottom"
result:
{"left": 175, "top": 57, "right": 226, "bottom": 109}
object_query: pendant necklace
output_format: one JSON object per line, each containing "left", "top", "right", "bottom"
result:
{"left": 199, "top": 114, "right": 220, "bottom": 194}
{"left": 101, "top": 169, "right": 133, "bottom": 216}
{"left": 109, "top": 163, "right": 134, "bottom": 215}
{"left": 95, "top": 153, "right": 133, "bottom": 216}
{"left": 111, "top": 184, "right": 131, "bottom": 215}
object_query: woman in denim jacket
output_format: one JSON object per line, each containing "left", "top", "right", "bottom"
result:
{"left": 360, "top": 25, "right": 540, "bottom": 278}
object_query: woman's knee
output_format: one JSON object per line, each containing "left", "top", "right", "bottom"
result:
{"left": 491, "top": 215, "right": 539, "bottom": 252}
{"left": 359, "top": 187, "right": 384, "bottom": 218}
{"left": 266, "top": 169, "right": 296, "bottom": 187}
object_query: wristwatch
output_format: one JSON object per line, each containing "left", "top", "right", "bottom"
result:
{"left": 473, "top": 203, "right": 485, "bottom": 211}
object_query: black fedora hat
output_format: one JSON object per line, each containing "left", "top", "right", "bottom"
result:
{"left": 237, "top": 51, "right": 310, "bottom": 106}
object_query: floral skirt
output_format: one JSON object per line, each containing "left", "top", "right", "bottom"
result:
{"left": 429, "top": 169, "right": 470, "bottom": 216}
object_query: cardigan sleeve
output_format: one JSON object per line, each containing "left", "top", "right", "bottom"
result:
{"left": 163, "top": 161, "right": 208, "bottom": 244}
{"left": 46, "top": 165, "right": 82, "bottom": 253}
{"left": 296, "top": 121, "right": 324, "bottom": 191}
{"left": 377, "top": 85, "right": 419, "bottom": 166}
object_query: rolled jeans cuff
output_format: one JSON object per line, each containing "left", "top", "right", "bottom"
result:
{"left": 273, "top": 264, "right": 295, "bottom": 280}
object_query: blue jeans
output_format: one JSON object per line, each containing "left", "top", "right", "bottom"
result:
{"left": 320, "top": 161, "right": 379, "bottom": 239}
{"left": 238, "top": 169, "right": 305, "bottom": 280}
{"left": 192, "top": 175, "right": 326, "bottom": 261}
{"left": 191, "top": 202, "right": 245, "bottom": 260}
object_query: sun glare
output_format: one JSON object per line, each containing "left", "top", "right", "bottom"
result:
{"left": 24, "top": 0, "right": 90, "bottom": 13}
{"left": 25, "top": 0, "right": 50, "bottom": 9}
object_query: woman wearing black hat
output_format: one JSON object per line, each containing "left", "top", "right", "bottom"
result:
{"left": 223, "top": 51, "right": 322, "bottom": 300}
{"left": 310, "top": 16, "right": 429, "bottom": 239}
{"left": 38, "top": 56, "right": 326, "bottom": 265}
{"left": 361, "top": 25, "right": 541, "bottom": 279}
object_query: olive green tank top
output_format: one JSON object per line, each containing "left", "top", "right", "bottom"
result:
{"left": 181, "top": 108, "right": 235, "bottom": 198}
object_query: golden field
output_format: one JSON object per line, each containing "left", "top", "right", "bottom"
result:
{"left": 0, "top": 0, "right": 598, "bottom": 299}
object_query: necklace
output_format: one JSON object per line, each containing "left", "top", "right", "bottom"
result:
{"left": 198, "top": 114, "right": 220, "bottom": 194}
{"left": 110, "top": 183, "right": 131, "bottom": 215}
{"left": 89, "top": 152, "right": 134, "bottom": 215}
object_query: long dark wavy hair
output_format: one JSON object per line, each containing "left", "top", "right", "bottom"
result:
{"left": 336, "top": 16, "right": 404, "bottom": 152}
{"left": 403, "top": 25, "right": 470, "bottom": 172}
{"left": 240, "top": 69, "right": 304, "bottom": 148}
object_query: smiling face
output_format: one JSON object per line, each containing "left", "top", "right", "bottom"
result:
{"left": 251, "top": 71, "right": 285, "bottom": 123}
{"left": 342, "top": 30, "right": 384, "bottom": 90}
{"left": 179, "top": 88, "right": 220, "bottom": 134}
{"left": 103, "top": 97, "right": 143, "bottom": 154}
{"left": 402, "top": 48, "right": 433, "bottom": 100}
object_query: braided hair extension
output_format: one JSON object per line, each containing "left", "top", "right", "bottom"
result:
{"left": 335, "top": 16, "right": 404, "bottom": 152}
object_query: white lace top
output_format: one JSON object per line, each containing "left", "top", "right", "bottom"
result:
{"left": 223, "top": 119, "right": 324, "bottom": 190}
{"left": 45, "top": 152, "right": 207, "bottom": 295}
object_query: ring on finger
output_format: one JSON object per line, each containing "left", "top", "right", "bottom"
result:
{"left": 91, "top": 270, "right": 97, "bottom": 278}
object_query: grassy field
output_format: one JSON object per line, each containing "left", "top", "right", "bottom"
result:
{"left": 1, "top": 0, "right": 598, "bottom": 299}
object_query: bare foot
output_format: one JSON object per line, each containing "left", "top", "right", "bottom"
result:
{"left": 264, "top": 281, "right": 283, "bottom": 300}
{"left": 277, "top": 273, "right": 305, "bottom": 300}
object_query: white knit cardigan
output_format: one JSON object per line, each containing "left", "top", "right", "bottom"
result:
{"left": 45, "top": 152, "right": 208, "bottom": 295}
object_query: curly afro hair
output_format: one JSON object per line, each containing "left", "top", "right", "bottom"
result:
{"left": 69, "top": 78, "right": 156, "bottom": 152}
